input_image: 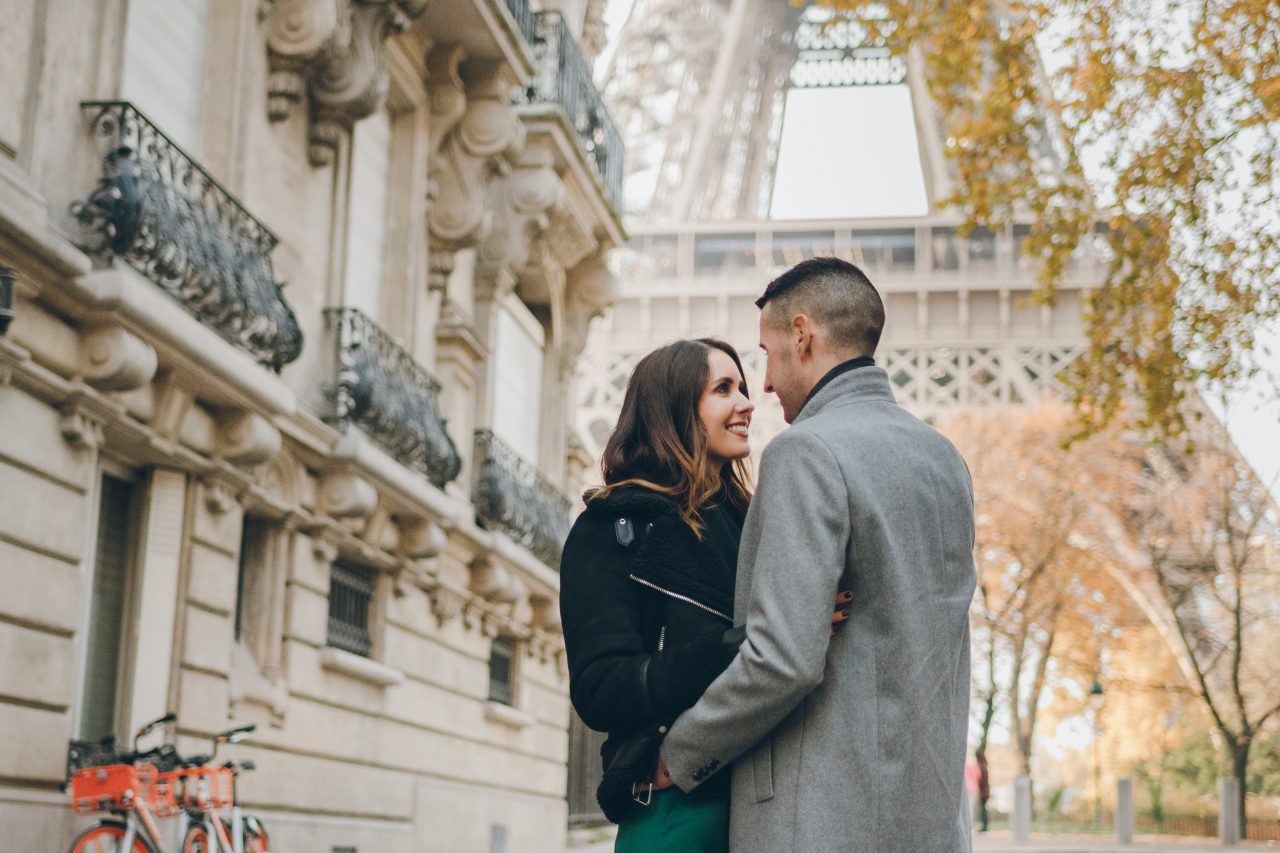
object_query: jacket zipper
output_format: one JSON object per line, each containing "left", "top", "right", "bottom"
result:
{"left": 629, "top": 574, "right": 732, "bottom": 623}
{"left": 657, "top": 625, "right": 666, "bottom": 652}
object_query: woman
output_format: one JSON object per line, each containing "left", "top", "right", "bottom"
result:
{"left": 560, "top": 337, "right": 755, "bottom": 851}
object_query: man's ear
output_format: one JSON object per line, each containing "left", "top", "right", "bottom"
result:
{"left": 792, "top": 313, "right": 814, "bottom": 359}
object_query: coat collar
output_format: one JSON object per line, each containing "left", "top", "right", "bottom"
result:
{"left": 792, "top": 365, "right": 897, "bottom": 426}
{"left": 584, "top": 486, "right": 735, "bottom": 622}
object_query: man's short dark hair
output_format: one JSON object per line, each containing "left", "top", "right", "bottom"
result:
{"left": 755, "top": 257, "right": 885, "bottom": 356}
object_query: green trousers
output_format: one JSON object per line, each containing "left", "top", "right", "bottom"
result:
{"left": 614, "top": 787, "right": 729, "bottom": 853}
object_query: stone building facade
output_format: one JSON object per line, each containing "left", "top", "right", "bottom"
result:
{"left": 0, "top": 1, "right": 622, "bottom": 850}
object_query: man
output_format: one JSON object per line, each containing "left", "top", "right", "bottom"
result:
{"left": 660, "top": 257, "right": 976, "bottom": 852}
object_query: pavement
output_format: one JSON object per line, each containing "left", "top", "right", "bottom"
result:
{"left": 520, "top": 831, "right": 1280, "bottom": 853}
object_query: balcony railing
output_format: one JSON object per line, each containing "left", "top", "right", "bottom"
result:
{"left": 473, "top": 429, "right": 572, "bottom": 567}
{"left": 522, "top": 11, "right": 625, "bottom": 211}
{"left": 72, "top": 101, "right": 303, "bottom": 371}
{"left": 324, "top": 308, "right": 462, "bottom": 489}
{"left": 503, "top": 0, "right": 538, "bottom": 50}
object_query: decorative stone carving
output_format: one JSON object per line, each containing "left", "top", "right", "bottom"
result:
{"left": 428, "top": 61, "right": 526, "bottom": 291}
{"left": 398, "top": 517, "right": 446, "bottom": 559}
{"left": 216, "top": 410, "right": 282, "bottom": 465}
{"left": 79, "top": 324, "right": 158, "bottom": 392}
{"left": 59, "top": 407, "right": 104, "bottom": 450}
{"left": 317, "top": 469, "right": 379, "bottom": 519}
{"left": 426, "top": 44, "right": 468, "bottom": 156}
{"left": 530, "top": 594, "right": 562, "bottom": 634}
{"left": 558, "top": 249, "right": 619, "bottom": 377}
{"left": 430, "top": 584, "right": 466, "bottom": 625}
{"left": 265, "top": 0, "right": 429, "bottom": 166}
{"left": 311, "top": 531, "right": 340, "bottom": 564}
{"left": 469, "top": 555, "right": 523, "bottom": 604}
{"left": 475, "top": 140, "right": 564, "bottom": 300}
{"left": 202, "top": 479, "right": 240, "bottom": 516}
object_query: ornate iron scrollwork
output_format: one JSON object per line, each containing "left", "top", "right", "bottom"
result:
{"left": 519, "top": 11, "right": 625, "bottom": 211}
{"left": 473, "top": 429, "right": 572, "bottom": 568}
{"left": 324, "top": 307, "right": 462, "bottom": 489}
{"left": 71, "top": 102, "right": 303, "bottom": 371}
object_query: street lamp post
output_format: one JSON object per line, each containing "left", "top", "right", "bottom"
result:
{"left": 1090, "top": 678, "right": 1105, "bottom": 829}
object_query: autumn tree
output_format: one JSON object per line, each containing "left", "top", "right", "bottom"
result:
{"left": 945, "top": 405, "right": 1135, "bottom": 790}
{"left": 1108, "top": 425, "right": 1280, "bottom": 832}
{"left": 815, "top": 0, "right": 1280, "bottom": 440}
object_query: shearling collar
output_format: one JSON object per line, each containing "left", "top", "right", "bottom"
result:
{"left": 584, "top": 486, "right": 735, "bottom": 622}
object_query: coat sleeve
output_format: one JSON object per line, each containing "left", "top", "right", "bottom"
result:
{"left": 660, "top": 430, "right": 850, "bottom": 789}
{"left": 559, "top": 514, "right": 736, "bottom": 734}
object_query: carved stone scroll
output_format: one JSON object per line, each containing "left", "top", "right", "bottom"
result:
{"left": 265, "top": 0, "right": 429, "bottom": 166}
{"left": 427, "top": 61, "right": 526, "bottom": 292}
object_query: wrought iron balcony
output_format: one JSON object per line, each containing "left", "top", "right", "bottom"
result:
{"left": 503, "top": 0, "right": 538, "bottom": 50}
{"left": 72, "top": 101, "right": 302, "bottom": 371}
{"left": 521, "top": 11, "right": 625, "bottom": 211}
{"left": 324, "top": 308, "right": 462, "bottom": 489}
{"left": 473, "top": 429, "right": 572, "bottom": 567}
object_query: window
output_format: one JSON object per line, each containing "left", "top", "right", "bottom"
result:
{"left": 693, "top": 233, "right": 756, "bottom": 275}
{"left": 931, "top": 227, "right": 960, "bottom": 271}
{"left": 234, "top": 515, "right": 273, "bottom": 647}
{"left": 770, "top": 230, "right": 835, "bottom": 268}
{"left": 121, "top": 0, "right": 210, "bottom": 151}
{"left": 79, "top": 473, "right": 141, "bottom": 740}
{"left": 488, "top": 635, "right": 518, "bottom": 706}
{"left": 850, "top": 229, "right": 916, "bottom": 271}
{"left": 327, "top": 561, "right": 374, "bottom": 658}
{"left": 967, "top": 227, "right": 997, "bottom": 270}
{"left": 344, "top": 109, "right": 393, "bottom": 320}
{"left": 491, "top": 296, "right": 545, "bottom": 465}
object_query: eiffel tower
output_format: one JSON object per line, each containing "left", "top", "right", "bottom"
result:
{"left": 567, "top": 0, "right": 1096, "bottom": 822}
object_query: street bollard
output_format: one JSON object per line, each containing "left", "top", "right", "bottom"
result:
{"left": 1115, "top": 777, "right": 1134, "bottom": 844}
{"left": 1218, "top": 778, "right": 1241, "bottom": 845}
{"left": 1013, "top": 775, "right": 1032, "bottom": 843}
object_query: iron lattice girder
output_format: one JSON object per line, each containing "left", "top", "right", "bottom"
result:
{"left": 472, "top": 429, "right": 572, "bottom": 568}
{"left": 324, "top": 307, "right": 462, "bottom": 489}
{"left": 72, "top": 101, "right": 303, "bottom": 371}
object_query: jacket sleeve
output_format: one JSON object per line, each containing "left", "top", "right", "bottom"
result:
{"left": 560, "top": 514, "right": 736, "bottom": 734}
{"left": 660, "top": 430, "right": 850, "bottom": 790}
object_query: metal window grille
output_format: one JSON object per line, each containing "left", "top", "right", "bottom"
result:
{"left": 327, "top": 561, "right": 374, "bottom": 658}
{"left": 488, "top": 636, "right": 517, "bottom": 706}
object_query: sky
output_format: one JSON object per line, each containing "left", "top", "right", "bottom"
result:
{"left": 599, "top": 0, "right": 1280, "bottom": 494}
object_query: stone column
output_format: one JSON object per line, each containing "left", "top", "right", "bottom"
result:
{"left": 1115, "top": 777, "right": 1134, "bottom": 844}
{"left": 1012, "top": 775, "right": 1032, "bottom": 843}
{"left": 1218, "top": 777, "right": 1241, "bottom": 845}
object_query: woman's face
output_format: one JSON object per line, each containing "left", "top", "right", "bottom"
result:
{"left": 698, "top": 348, "right": 754, "bottom": 468}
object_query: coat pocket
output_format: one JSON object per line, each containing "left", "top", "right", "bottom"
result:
{"left": 752, "top": 736, "right": 774, "bottom": 802}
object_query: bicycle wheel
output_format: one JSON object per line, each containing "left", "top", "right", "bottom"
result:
{"left": 181, "top": 824, "right": 213, "bottom": 853}
{"left": 68, "top": 821, "right": 158, "bottom": 853}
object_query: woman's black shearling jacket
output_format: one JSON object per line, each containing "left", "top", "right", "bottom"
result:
{"left": 559, "top": 486, "right": 741, "bottom": 820}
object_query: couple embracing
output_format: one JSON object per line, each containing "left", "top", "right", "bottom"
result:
{"left": 560, "top": 258, "right": 977, "bottom": 853}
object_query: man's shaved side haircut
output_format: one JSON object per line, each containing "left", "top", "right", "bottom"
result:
{"left": 755, "top": 256, "right": 886, "bottom": 356}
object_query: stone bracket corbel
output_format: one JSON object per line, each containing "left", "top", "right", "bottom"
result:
{"left": 215, "top": 409, "right": 282, "bottom": 466}
{"left": 265, "top": 0, "right": 429, "bottom": 166}
{"left": 78, "top": 324, "right": 158, "bottom": 393}
{"left": 427, "top": 60, "right": 526, "bottom": 292}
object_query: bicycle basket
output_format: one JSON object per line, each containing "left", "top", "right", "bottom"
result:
{"left": 66, "top": 738, "right": 119, "bottom": 785}
{"left": 171, "top": 766, "right": 234, "bottom": 810}
{"left": 68, "top": 763, "right": 157, "bottom": 814}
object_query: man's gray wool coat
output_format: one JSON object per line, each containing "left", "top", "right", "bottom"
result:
{"left": 661, "top": 366, "right": 977, "bottom": 853}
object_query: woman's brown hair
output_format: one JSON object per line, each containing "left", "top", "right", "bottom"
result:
{"left": 593, "top": 337, "right": 752, "bottom": 532}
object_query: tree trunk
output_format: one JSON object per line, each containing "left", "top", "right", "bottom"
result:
{"left": 1232, "top": 740, "right": 1250, "bottom": 839}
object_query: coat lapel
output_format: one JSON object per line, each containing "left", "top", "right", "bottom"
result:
{"left": 584, "top": 488, "right": 736, "bottom": 621}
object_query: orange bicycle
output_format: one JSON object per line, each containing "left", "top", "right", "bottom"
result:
{"left": 65, "top": 718, "right": 269, "bottom": 853}
{"left": 175, "top": 725, "right": 269, "bottom": 853}
{"left": 65, "top": 713, "right": 180, "bottom": 853}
